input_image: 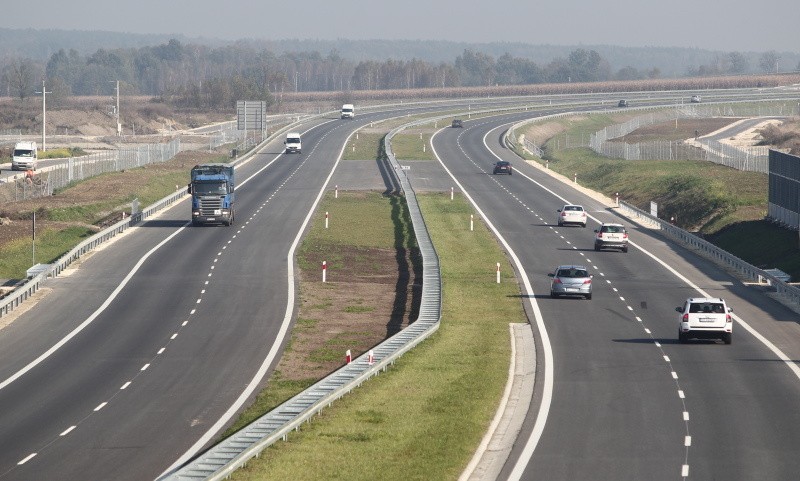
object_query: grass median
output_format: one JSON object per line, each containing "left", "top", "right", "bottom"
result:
{"left": 228, "top": 192, "right": 526, "bottom": 481}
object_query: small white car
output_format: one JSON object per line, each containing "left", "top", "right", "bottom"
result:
{"left": 676, "top": 297, "right": 733, "bottom": 344}
{"left": 557, "top": 204, "right": 587, "bottom": 227}
{"left": 690, "top": 95, "right": 702, "bottom": 103}
{"left": 594, "top": 223, "right": 628, "bottom": 253}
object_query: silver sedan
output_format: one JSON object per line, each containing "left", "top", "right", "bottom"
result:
{"left": 549, "top": 265, "right": 593, "bottom": 299}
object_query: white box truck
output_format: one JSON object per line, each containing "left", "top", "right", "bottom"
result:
{"left": 12, "top": 141, "right": 38, "bottom": 171}
{"left": 341, "top": 104, "right": 354, "bottom": 119}
{"left": 284, "top": 132, "right": 302, "bottom": 154}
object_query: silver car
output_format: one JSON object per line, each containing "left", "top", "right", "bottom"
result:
{"left": 549, "top": 265, "right": 592, "bottom": 299}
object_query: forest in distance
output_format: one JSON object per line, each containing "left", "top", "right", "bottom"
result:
{"left": 1, "top": 29, "right": 799, "bottom": 112}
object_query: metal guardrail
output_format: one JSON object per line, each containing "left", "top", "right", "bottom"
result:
{"left": 619, "top": 201, "right": 800, "bottom": 307}
{"left": 0, "top": 187, "right": 186, "bottom": 318}
{"left": 160, "top": 116, "right": 443, "bottom": 481}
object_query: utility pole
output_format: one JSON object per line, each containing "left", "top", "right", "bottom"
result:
{"left": 110, "top": 80, "right": 121, "bottom": 136}
{"left": 35, "top": 79, "right": 51, "bottom": 151}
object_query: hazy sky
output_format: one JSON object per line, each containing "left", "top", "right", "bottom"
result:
{"left": 6, "top": 0, "right": 799, "bottom": 52}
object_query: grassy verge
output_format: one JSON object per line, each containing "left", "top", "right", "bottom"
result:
{"left": 535, "top": 112, "right": 799, "bottom": 278}
{"left": 0, "top": 226, "right": 96, "bottom": 276}
{"left": 227, "top": 192, "right": 524, "bottom": 481}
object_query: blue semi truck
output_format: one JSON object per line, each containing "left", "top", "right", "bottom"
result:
{"left": 188, "top": 163, "right": 235, "bottom": 226}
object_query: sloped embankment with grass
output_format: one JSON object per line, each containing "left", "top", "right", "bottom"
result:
{"left": 531, "top": 114, "right": 798, "bottom": 279}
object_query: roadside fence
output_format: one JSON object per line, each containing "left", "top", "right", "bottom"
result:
{"left": 588, "top": 103, "right": 798, "bottom": 172}
{"left": 0, "top": 139, "right": 181, "bottom": 203}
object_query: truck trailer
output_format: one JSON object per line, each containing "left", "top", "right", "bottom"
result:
{"left": 188, "top": 163, "right": 235, "bottom": 226}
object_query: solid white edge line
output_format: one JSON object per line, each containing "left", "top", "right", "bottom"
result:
{"left": 459, "top": 323, "right": 519, "bottom": 480}
{"left": 161, "top": 120, "right": 343, "bottom": 474}
{"left": 430, "top": 126, "right": 553, "bottom": 481}
{"left": 0, "top": 225, "right": 189, "bottom": 392}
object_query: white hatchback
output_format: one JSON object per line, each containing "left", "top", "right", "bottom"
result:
{"left": 676, "top": 297, "right": 733, "bottom": 344}
{"left": 557, "top": 204, "right": 587, "bottom": 227}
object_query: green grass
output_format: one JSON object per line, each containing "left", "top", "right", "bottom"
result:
{"left": 342, "top": 133, "right": 385, "bottom": 160}
{"left": 535, "top": 111, "right": 800, "bottom": 279}
{"left": 0, "top": 226, "right": 96, "bottom": 276}
{"left": 226, "top": 192, "right": 523, "bottom": 481}
{"left": 390, "top": 132, "right": 436, "bottom": 161}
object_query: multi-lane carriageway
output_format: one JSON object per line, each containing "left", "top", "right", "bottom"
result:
{"left": 0, "top": 90, "right": 799, "bottom": 480}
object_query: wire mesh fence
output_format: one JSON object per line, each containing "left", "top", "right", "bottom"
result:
{"left": 0, "top": 139, "right": 181, "bottom": 203}
{"left": 587, "top": 103, "right": 795, "bottom": 172}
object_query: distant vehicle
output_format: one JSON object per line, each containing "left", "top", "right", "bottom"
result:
{"left": 557, "top": 204, "right": 587, "bottom": 227}
{"left": 188, "top": 163, "right": 235, "bottom": 226}
{"left": 618, "top": 99, "right": 629, "bottom": 107}
{"left": 451, "top": 119, "right": 463, "bottom": 128}
{"left": 676, "top": 297, "right": 733, "bottom": 344}
{"left": 493, "top": 161, "right": 512, "bottom": 175}
{"left": 284, "top": 132, "right": 302, "bottom": 154}
{"left": 549, "top": 265, "right": 592, "bottom": 300}
{"left": 690, "top": 95, "right": 702, "bottom": 103}
{"left": 594, "top": 222, "right": 628, "bottom": 252}
{"left": 11, "top": 141, "right": 38, "bottom": 171}
{"left": 341, "top": 104, "right": 354, "bottom": 119}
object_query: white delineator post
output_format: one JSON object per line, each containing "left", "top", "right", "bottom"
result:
{"left": 450, "top": 187, "right": 454, "bottom": 200}
{"left": 470, "top": 214, "right": 474, "bottom": 232}
{"left": 615, "top": 193, "right": 619, "bottom": 207}
{"left": 346, "top": 349, "right": 352, "bottom": 364}
{"left": 322, "top": 261, "right": 327, "bottom": 283}
{"left": 367, "top": 350, "right": 374, "bottom": 365}
{"left": 496, "top": 263, "right": 500, "bottom": 284}
{"left": 325, "top": 211, "right": 329, "bottom": 229}
{"left": 335, "top": 185, "right": 338, "bottom": 199}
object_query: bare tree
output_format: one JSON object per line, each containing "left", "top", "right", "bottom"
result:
{"left": 5, "top": 60, "right": 35, "bottom": 102}
{"left": 759, "top": 51, "right": 780, "bottom": 73}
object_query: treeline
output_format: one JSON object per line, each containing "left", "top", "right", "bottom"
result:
{"left": 0, "top": 38, "right": 791, "bottom": 110}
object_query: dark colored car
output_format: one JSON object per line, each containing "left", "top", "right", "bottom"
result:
{"left": 452, "top": 119, "right": 463, "bottom": 128}
{"left": 618, "top": 99, "right": 629, "bottom": 107}
{"left": 493, "top": 161, "right": 512, "bottom": 175}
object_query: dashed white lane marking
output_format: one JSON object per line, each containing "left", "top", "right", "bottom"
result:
{"left": 18, "top": 453, "right": 36, "bottom": 465}
{"left": 140, "top": 364, "right": 150, "bottom": 371}
{"left": 682, "top": 465, "right": 690, "bottom": 477}
{"left": 683, "top": 412, "right": 690, "bottom": 421}
{"left": 171, "top": 333, "right": 178, "bottom": 340}
{"left": 678, "top": 390, "right": 685, "bottom": 399}
{"left": 684, "top": 436, "right": 692, "bottom": 446}
{"left": 60, "top": 426, "right": 76, "bottom": 437}
{"left": 120, "top": 382, "right": 131, "bottom": 390}
{"left": 94, "top": 402, "right": 107, "bottom": 412}
{"left": 157, "top": 348, "right": 165, "bottom": 355}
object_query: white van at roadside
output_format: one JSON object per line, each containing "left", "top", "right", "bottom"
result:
{"left": 12, "top": 141, "right": 38, "bottom": 171}
{"left": 341, "top": 104, "right": 354, "bottom": 119}
{"left": 284, "top": 133, "right": 302, "bottom": 154}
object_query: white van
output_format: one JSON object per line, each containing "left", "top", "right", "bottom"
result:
{"left": 12, "top": 141, "right": 38, "bottom": 171}
{"left": 284, "top": 133, "right": 302, "bottom": 154}
{"left": 341, "top": 104, "right": 354, "bottom": 119}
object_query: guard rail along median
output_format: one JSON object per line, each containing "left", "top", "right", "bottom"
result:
{"left": 159, "top": 119, "right": 443, "bottom": 481}
{"left": 618, "top": 200, "right": 800, "bottom": 307}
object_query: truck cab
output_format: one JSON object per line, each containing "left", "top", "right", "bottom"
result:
{"left": 341, "top": 104, "right": 354, "bottom": 119}
{"left": 188, "top": 163, "right": 235, "bottom": 226}
{"left": 12, "top": 141, "right": 38, "bottom": 171}
{"left": 284, "top": 133, "right": 302, "bottom": 154}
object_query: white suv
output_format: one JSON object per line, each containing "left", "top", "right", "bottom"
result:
{"left": 594, "top": 223, "right": 628, "bottom": 252}
{"left": 676, "top": 297, "right": 733, "bottom": 344}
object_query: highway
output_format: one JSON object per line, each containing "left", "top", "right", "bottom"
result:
{"left": 429, "top": 113, "right": 800, "bottom": 480}
{"left": 0, "top": 112, "right": 374, "bottom": 480}
{"left": 1, "top": 90, "right": 799, "bottom": 480}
